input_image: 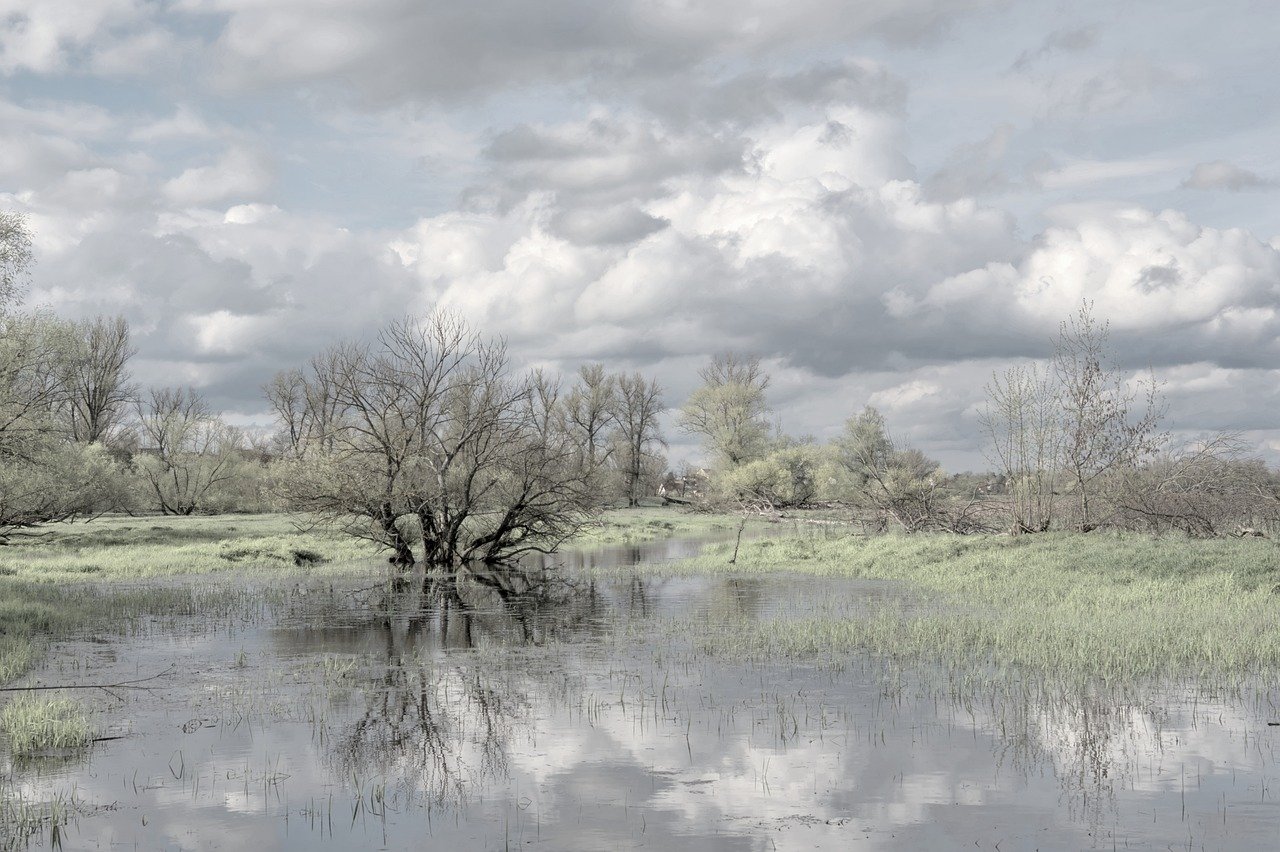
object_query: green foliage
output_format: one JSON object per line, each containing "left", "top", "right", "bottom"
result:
{"left": 0, "top": 210, "right": 33, "bottom": 311}
{"left": 717, "top": 443, "right": 835, "bottom": 507}
{"left": 677, "top": 353, "right": 772, "bottom": 469}
{"left": 833, "top": 407, "right": 945, "bottom": 530}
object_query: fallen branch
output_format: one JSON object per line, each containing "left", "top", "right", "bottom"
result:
{"left": 0, "top": 665, "right": 176, "bottom": 693}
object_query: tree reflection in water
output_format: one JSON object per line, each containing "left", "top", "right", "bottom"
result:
{"left": 314, "top": 562, "right": 625, "bottom": 810}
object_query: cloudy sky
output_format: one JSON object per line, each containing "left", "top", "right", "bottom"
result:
{"left": 3, "top": 0, "right": 1278, "bottom": 469}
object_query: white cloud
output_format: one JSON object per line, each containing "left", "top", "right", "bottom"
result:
{"left": 162, "top": 146, "right": 272, "bottom": 205}
{"left": 0, "top": 0, "right": 162, "bottom": 73}
{"left": 1182, "top": 161, "right": 1273, "bottom": 192}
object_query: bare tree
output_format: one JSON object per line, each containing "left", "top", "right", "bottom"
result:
{"left": 677, "top": 352, "right": 771, "bottom": 468}
{"left": 562, "top": 363, "right": 617, "bottom": 479}
{"left": 612, "top": 372, "right": 665, "bottom": 507}
{"left": 276, "top": 313, "right": 596, "bottom": 568}
{"left": 0, "top": 312, "right": 121, "bottom": 541}
{"left": 1114, "top": 434, "right": 1280, "bottom": 536}
{"left": 1054, "top": 302, "right": 1166, "bottom": 531}
{"left": 980, "top": 363, "right": 1061, "bottom": 533}
{"left": 61, "top": 315, "right": 135, "bottom": 444}
{"left": 265, "top": 350, "right": 346, "bottom": 458}
{"left": 135, "top": 387, "right": 245, "bottom": 515}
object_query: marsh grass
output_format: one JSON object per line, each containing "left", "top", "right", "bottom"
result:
{"left": 0, "top": 695, "right": 93, "bottom": 756}
{"left": 643, "top": 530, "right": 1280, "bottom": 682}
{"left": 569, "top": 507, "right": 761, "bottom": 546}
{"left": 0, "top": 514, "right": 375, "bottom": 580}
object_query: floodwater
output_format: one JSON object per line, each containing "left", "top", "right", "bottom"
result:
{"left": 5, "top": 535, "right": 1280, "bottom": 850}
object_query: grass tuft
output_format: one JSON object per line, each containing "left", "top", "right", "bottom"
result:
{"left": 0, "top": 695, "right": 94, "bottom": 756}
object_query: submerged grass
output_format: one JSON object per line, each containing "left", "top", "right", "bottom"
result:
{"left": 0, "top": 695, "right": 93, "bottom": 756}
{"left": 644, "top": 530, "right": 1280, "bottom": 682}
{"left": 0, "top": 513, "right": 381, "bottom": 684}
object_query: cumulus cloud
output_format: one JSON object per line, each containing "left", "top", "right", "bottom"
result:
{"left": 162, "top": 146, "right": 272, "bottom": 205}
{"left": 895, "top": 204, "right": 1280, "bottom": 370}
{"left": 1182, "top": 161, "right": 1273, "bottom": 192}
{"left": 0, "top": 0, "right": 168, "bottom": 74}
{"left": 6, "top": 1, "right": 1280, "bottom": 468}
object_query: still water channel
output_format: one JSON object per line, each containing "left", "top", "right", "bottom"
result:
{"left": 6, "top": 535, "right": 1280, "bottom": 850}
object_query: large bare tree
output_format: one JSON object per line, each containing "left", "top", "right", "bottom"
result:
{"left": 276, "top": 313, "right": 596, "bottom": 568}
{"left": 61, "top": 315, "right": 135, "bottom": 444}
{"left": 612, "top": 372, "right": 665, "bottom": 507}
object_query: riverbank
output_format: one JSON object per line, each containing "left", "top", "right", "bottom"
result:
{"left": 5, "top": 510, "right": 1280, "bottom": 686}
{"left": 641, "top": 530, "right": 1280, "bottom": 682}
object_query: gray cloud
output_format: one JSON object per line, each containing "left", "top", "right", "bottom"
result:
{"left": 192, "top": 0, "right": 1001, "bottom": 106}
{"left": 1010, "top": 24, "right": 1101, "bottom": 71}
{"left": 924, "top": 124, "right": 1016, "bottom": 201}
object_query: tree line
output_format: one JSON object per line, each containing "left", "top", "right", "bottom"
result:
{"left": 3, "top": 209, "right": 1278, "bottom": 560}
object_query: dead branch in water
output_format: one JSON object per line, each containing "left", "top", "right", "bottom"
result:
{"left": 0, "top": 665, "right": 175, "bottom": 694}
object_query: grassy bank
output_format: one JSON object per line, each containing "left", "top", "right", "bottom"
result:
{"left": 0, "top": 513, "right": 382, "bottom": 686}
{"left": 0, "top": 507, "right": 735, "bottom": 685}
{"left": 0, "top": 513, "right": 376, "bottom": 580}
{"left": 568, "top": 505, "right": 766, "bottom": 546}
{"left": 642, "top": 530, "right": 1280, "bottom": 682}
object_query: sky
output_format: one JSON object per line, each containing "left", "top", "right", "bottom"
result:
{"left": 2, "top": 0, "right": 1278, "bottom": 470}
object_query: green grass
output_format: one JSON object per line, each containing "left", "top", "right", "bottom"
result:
{"left": 0, "top": 695, "right": 93, "bottom": 756}
{"left": 0, "top": 513, "right": 385, "bottom": 685}
{"left": 570, "top": 506, "right": 767, "bottom": 546}
{"left": 643, "top": 530, "right": 1280, "bottom": 682}
{"left": 0, "top": 513, "right": 377, "bottom": 580}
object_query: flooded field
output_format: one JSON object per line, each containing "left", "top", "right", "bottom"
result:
{"left": 5, "top": 535, "right": 1280, "bottom": 850}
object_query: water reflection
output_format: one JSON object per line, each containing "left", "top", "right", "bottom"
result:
{"left": 4, "top": 537, "right": 1280, "bottom": 850}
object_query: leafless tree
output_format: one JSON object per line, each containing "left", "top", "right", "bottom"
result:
{"left": 135, "top": 387, "right": 245, "bottom": 515}
{"left": 562, "top": 363, "right": 617, "bottom": 479}
{"left": 265, "top": 351, "right": 344, "bottom": 458}
{"left": 275, "top": 313, "right": 596, "bottom": 568}
{"left": 1054, "top": 302, "right": 1166, "bottom": 531}
{"left": 980, "top": 362, "right": 1061, "bottom": 533}
{"left": 612, "top": 372, "right": 666, "bottom": 507}
{"left": 61, "top": 315, "right": 135, "bottom": 444}
{"left": 1114, "top": 434, "right": 1280, "bottom": 536}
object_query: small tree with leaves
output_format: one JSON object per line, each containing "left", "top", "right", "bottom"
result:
{"left": 677, "top": 353, "right": 771, "bottom": 469}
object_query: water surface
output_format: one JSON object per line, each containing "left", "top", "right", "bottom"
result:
{"left": 5, "top": 535, "right": 1280, "bottom": 850}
